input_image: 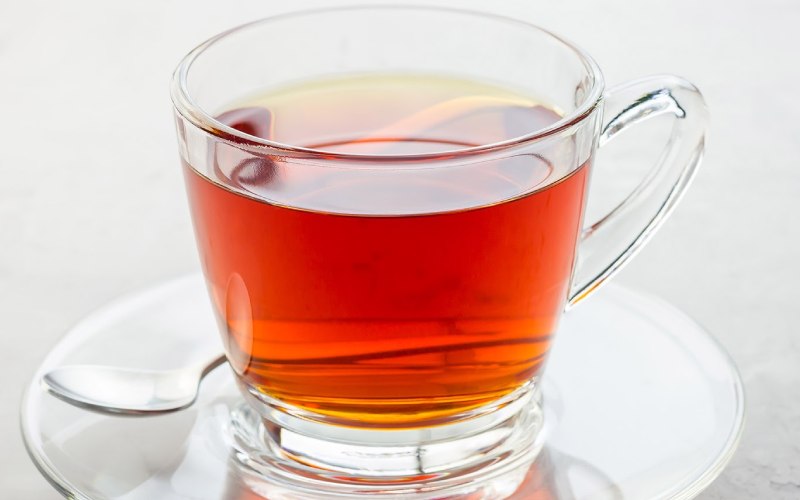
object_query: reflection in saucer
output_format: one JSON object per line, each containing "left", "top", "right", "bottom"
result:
{"left": 510, "top": 446, "right": 623, "bottom": 500}
{"left": 222, "top": 444, "right": 621, "bottom": 500}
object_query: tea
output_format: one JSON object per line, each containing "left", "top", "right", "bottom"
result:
{"left": 183, "top": 74, "right": 590, "bottom": 425}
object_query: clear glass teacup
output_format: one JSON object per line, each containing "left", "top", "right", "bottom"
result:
{"left": 171, "top": 6, "right": 706, "bottom": 497}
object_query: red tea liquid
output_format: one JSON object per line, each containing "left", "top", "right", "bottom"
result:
{"left": 183, "top": 75, "right": 590, "bottom": 425}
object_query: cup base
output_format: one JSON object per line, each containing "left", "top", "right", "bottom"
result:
{"left": 228, "top": 383, "right": 544, "bottom": 498}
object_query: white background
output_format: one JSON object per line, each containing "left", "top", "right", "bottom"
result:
{"left": 1, "top": 0, "right": 798, "bottom": 498}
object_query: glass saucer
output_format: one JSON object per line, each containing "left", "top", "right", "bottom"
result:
{"left": 21, "top": 275, "right": 744, "bottom": 499}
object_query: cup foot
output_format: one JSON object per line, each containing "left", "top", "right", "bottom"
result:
{"left": 228, "top": 384, "right": 544, "bottom": 498}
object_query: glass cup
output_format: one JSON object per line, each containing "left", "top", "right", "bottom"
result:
{"left": 171, "top": 6, "right": 707, "bottom": 498}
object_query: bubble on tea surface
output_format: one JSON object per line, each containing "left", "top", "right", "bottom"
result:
{"left": 213, "top": 107, "right": 277, "bottom": 189}
{"left": 217, "top": 106, "right": 273, "bottom": 140}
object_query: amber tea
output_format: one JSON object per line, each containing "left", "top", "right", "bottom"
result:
{"left": 183, "top": 74, "right": 591, "bottom": 425}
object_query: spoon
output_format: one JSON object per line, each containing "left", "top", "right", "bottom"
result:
{"left": 41, "top": 354, "right": 227, "bottom": 416}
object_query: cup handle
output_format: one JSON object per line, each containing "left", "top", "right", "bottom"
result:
{"left": 567, "top": 75, "right": 708, "bottom": 308}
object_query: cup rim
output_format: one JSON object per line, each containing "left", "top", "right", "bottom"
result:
{"left": 170, "top": 5, "right": 605, "bottom": 162}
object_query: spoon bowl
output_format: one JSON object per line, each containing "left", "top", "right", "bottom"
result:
{"left": 41, "top": 354, "right": 227, "bottom": 415}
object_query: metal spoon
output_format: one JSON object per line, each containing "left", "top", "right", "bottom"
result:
{"left": 41, "top": 354, "right": 227, "bottom": 415}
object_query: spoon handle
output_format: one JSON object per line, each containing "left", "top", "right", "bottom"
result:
{"left": 199, "top": 353, "right": 228, "bottom": 377}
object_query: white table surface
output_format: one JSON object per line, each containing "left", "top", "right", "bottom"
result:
{"left": 1, "top": 1, "right": 798, "bottom": 498}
